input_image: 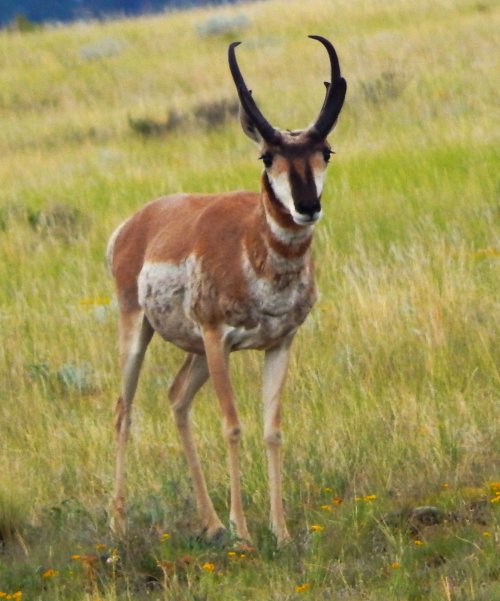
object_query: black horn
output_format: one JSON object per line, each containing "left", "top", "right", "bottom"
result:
{"left": 307, "top": 35, "right": 347, "bottom": 140}
{"left": 228, "top": 42, "right": 282, "bottom": 145}
{"left": 309, "top": 35, "right": 341, "bottom": 83}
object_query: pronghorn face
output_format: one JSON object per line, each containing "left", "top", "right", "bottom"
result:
{"left": 258, "top": 134, "right": 334, "bottom": 225}
{"left": 228, "top": 35, "right": 347, "bottom": 227}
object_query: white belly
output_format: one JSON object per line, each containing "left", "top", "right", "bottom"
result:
{"left": 138, "top": 259, "right": 314, "bottom": 353}
{"left": 138, "top": 259, "right": 203, "bottom": 352}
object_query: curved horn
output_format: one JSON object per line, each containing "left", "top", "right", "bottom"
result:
{"left": 228, "top": 42, "right": 282, "bottom": 145}
{"left": 309, "top": 35, "right": 341, "bottom": 83}
{"left": 307, "top": 35, "right": 347, "bottom": 140}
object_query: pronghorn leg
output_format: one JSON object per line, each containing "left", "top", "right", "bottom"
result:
{"left": 111, "top": 309, "right": 153, "bottom": 536}
{"left": 202, "top": 327, "right": 251, "bottom": 542}
{"left": 168, "top": 353, "right": 226, "bottom": 540}
{"left": 262, "top": 334, "right": 294, "bottom": 545}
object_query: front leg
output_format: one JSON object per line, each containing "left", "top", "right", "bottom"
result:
{"left": 202, "top": 326, "right": 251, "bottom": 542}
{"left": 263, "top": 334, "right": 295, "bottom": 545}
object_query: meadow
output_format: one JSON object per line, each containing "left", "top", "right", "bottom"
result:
{"left": 0, "top": 0, "right": 499, "bottom": 598}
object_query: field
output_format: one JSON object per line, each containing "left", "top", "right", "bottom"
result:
{"left": 0, "top": 0, "right": 499, "bottom": 598}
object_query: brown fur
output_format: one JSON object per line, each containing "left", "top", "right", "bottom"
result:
{"left": 111, "top": 185, "right": 316, "bottom": 334}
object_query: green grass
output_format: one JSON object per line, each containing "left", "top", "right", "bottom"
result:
{"left": 0, "top": 0, "right": 499, "bottom": 598}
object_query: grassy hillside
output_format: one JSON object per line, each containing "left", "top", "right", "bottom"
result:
{"left": 0, "top": 0, "right": 499, "bottom": 599}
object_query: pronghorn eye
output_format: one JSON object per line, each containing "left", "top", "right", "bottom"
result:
{"left": 259, "top": 152, "right": 274, "bottom": 169}
{"left": 322, "top": 147, "right": 335, "bottom": 163}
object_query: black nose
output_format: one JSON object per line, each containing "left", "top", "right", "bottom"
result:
{"left": 296, "top": 200, "right": 321, "bottom": 217}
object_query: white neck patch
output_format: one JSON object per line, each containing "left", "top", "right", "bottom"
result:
{"left": 265, "top": 209, "right": 314, "bottom": 245}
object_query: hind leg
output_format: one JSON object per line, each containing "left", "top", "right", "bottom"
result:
{"left": 169, "top": 353, "right": 226, "bottom": 540}
{"left": 111, "top": 309, "right": 153, "bottom": 536}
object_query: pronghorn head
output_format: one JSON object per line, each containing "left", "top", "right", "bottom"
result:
{"left": 229, "top": 36, "right": 347, "bottom": 226}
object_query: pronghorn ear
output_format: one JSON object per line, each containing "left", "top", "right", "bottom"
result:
{"left": 238, "top": 91, "right": 264, "bottom": 144}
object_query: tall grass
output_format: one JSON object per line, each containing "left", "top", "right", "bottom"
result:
{"left": 0, "top": 0, "right": 499, "bottom": 599}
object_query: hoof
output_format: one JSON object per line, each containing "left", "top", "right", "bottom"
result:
{"left": 209, "top": 526, "right": 230, "bottom": 545}
{"left": 229, "top": 520, "right": 253, "bottom": 546}
{"left": 109, "top": 503, "right": 127, "bottom": 539}
{"left": 276, "top": 534, "right": 293, "bottom": 548}
{"left": 109, "top": 516, "right": 126, "bottom": 538}
{"left": 273, "top": 527, "right": 292, "bottom": 548}
{"left": 199, "top": 525, "right": 230, "bottom": 547}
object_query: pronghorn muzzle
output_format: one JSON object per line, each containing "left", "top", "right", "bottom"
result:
{"left": 289, "top": 164, "right": 322, "bottom": 223}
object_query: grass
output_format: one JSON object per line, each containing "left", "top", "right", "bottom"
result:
{"left": 0, "top": 0, "right": 499, "bottom": 598}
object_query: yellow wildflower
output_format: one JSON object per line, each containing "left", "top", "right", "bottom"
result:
{"left": 320, "top": 504, "right": 331, "bottom": 511}
{"left": 79, "top": 296, "right": 111, "bottom": 306}
{"left": 95, "top": 543, "right": 107, "bottom": 551}
{"left": 161, "top": 533, "right": 170, "bottom": 541}
{"left": 202, "top": 562, "right": 215, "bottom": 573}
{"left": 490, "top": 482, "right": 500, "bottom": 492}
{"left": 472, "top": 247, "right": 500, "bottom": 258}
{"left": 42, "top": 568, "right": 58, "bottom": 578}
{"left": 0, "top": 593, "right": 7, "bottom": 599}
{"left": 295, "top": 583, "right": 310, "bottom": 593}
{"left": 390, "top": 562, "right": 401, "bottom": 569}
{"left": 413, "top": 540, "right": 425, "bottom": 546}
{"left": 12, "top": 595, "right": 22, "bottom": 601}
{"left": 310, "top": 524, "right": 324, "bottom": 532}
{"left": 482, "top": 531, "right": 491, "bottom": 537}
{"left": 441, "top": 483, "right": 449, "bottom": 489}
{"left": 324, "top": 487, "right": 333, "bottom": 493}
{"left": 363, "top": 494, "right": 377, "bottom": 502}
{"left": 331, "top": 497, "right": 343, "bottom": 505}
{"left": 227, "top": 551, "right": 237, "bottom": 557}
{"left": 490, "top": 496, "right": 500, "bottom": 504}
{"left": 107, "top": 549, "right": 120, "bottom": 564}
{"left": 71, "top": 554, "right": 81, "bottom": 560}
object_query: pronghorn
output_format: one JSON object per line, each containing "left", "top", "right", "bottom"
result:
{"left": 107, "top": 35, "right": 346, "bottom": 544}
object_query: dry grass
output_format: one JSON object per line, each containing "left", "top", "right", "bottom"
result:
{"left": 0, "top": 0, "right": 499, "bottom": 598}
